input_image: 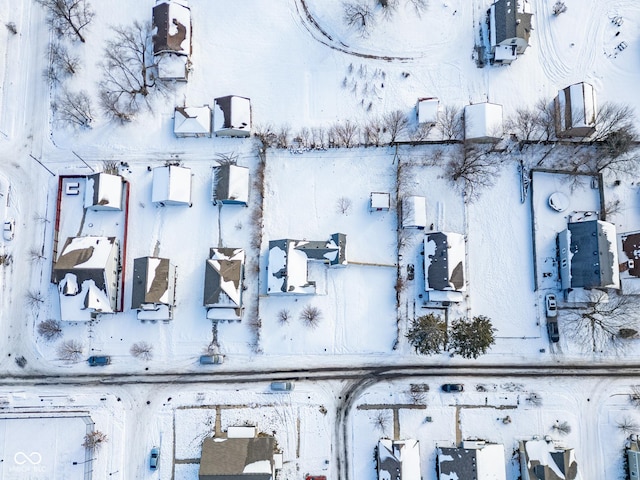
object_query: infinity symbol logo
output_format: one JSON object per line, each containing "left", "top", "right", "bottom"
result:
{"left": 14, "top": 451, "right": 42, "bottom": 465}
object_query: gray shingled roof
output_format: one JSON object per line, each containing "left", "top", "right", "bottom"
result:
{"left": 198, "top": 437, "right": 275, "bottom": 480}
{"left": 567, "top": 221, "right": 616, "bottom": 289}
{"left": 131, "top": 257, "right": 171, "bottom": 309}
{"left": 493, "top": 0, "right": 532, "bottom": 45}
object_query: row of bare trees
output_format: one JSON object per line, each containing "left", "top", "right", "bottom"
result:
{"left": 343, "top": 0, "right": 430, "bottom": 37}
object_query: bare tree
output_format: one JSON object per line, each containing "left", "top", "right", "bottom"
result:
{"left": 299, "top": 305, "right": 322, "bottom": 328}
{"left": 629, "top": 386, "right": 640, "bottom": 407}
{"left": 411, "top": 122, "right": 434, "bottom": 142}
{"left": 130, "top": 341, "right": 153, "bottom": 361}
{"left": 343, "top": 2, "right": 375, "bottom": 37}
{"left": 276, "top": 124, "right": 291, "bottom": 148}
{"left": 377, "top": 0, "right": 399, "bottom": 20}
{"left": 53, "top": 89, "right": 93, "bottom": 129}
{"left": 562, "top": 290, "right": 640, "bottom": 353}
{"left": 552, "top": 2, "right": 567, "bottom": 15}
{"left": 44, "top": 41, "right": 80, "bottom": 84}
{"left": 552, "top": 420, "right": 571, "bottom": 435}
{"left": 506, "top": 107, "right": 541, "bottom": 142}
{"left": 408, "top": 0, "right": 429, "bottom": 17}
{"left": 526, "top": 392, "right": 543, "bottom": 406}
{"left": 363, "top": 117, "right": 383, "bottom": 146}
{"left": 36, "top": 0, "right": 95, "bottom": 43}
{"left": 254, "top": 124, "right": 277, "bottom": 148}
{"left": 101, "top": 160, "right": 119, "bottom": 175}
{"left": 215, "top": 152, "right": 239, "bottom": 166}
{"left": 38, "top": 319, "right": 62, "bottom": 341}
{"left": 330, "top": 120, "right": 360, "bottom": 147}
{"left": 371, "top": 410, "right": 390, "bottom": 433}
{"left": 617, "top": 416, "right": 639, "bottom": 435}
{"left": 382, "top": 110, "right": 409, "bottom": 144}
{"left": 82, "top": 430, "right": 108, "bottom": 450}
{"left": 29, "top": 247, "right": 47, "bottom": 263}
{"left": 5, "top": 22, "right": 17, "bottom": 35}
{"left": 57, "top": 339, "right": 83, "bottom": 362}
{"left": 445, "top": 145, "right": 501, "bottom": 201}
{"left": 278, "top": 309, "right": 291, "bottom": 325}
{"left": 534, "top": 98, "right": 556, "bottom": 141}
{"left": 437, "top": 105, "right": 463, "bottom": 140}
{"left": 311, "top": 127, "right": 327, "bottom": 149}
{"left": 98, "top": 21, "right": 157, "bottom": 122}
{"left": 26, "top": 290, "right": 45, "bottom": 308}
{"left": 336, "top": 196, "right": 353, "bottom": 215}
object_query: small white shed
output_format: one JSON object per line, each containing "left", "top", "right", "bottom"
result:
{"left": 464, "top": 102, "right": 503, "bottom": 142}
{"left": 152, "top": 165, "right": 192, "bottom": 206}
{"left": 370, "top": 192, "right": 390, "bottom": 212}
{"left": 417, "top": 97, "right": 439, "bottom": 126}
{"left": 173, "top": 106, "right": 211, "bottom": 138}
{"left": 402, "top": 196, "right": 427, "bottom": 229}
{"left": 214, "top": 96, "right": 252, "bottom": 137}
{"left": 84, "top": 173, "right": 123, "bottom": 211}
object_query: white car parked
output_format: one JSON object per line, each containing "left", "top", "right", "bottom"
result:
{"left": 3, "top": 218, "right": 14, "bottom": 241}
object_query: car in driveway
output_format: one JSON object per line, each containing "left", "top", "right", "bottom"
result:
{"left": 150, "top": 447, "right": 159, "bottom": 470}
{"left": 270, "top": 381, "right": 294, "bottom": 391}
{"left": 88, "top": 356, "right": 111, "bottom": 366}
{"left": 547, "top": 319, "right": 560, "bottom": 343}
{"left": 199, "top": 354, "right": 224, "bottom": 365}
{"left": 441, "top": 384, "right": 464, "bottom": 393}
{"left": 545, "top": 293, "right": 557, "bottom": 318}
{"left": 3, "top": 218, "right": 14, "bottom": 241}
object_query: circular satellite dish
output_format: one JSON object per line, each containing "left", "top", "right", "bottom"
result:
{"left": 549, "top": 192, "right": 569, "bottom": 212}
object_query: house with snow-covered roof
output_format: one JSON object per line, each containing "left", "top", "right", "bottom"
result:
{"left": 417, "top": 97, "right": 439, "bottom": 126}
{"left": 214, "top": 95, "right": 252, "bottom": 137}
{"left": 131, "top": 256, "right": 176, "bottom": 321}
{"left": 377, "top": 438, "right": 421, "bottom": 480}
{"left": 203, "top": 248, "right": 245, "bottom": 320}
{"left": 554, "top": 82, "right": 597, "bottom": 138}
{"left": 173, "top": 106, "right": 211, "bottom": 138}
{"left": 84, "top": 172, "right": 123, "bottom": 211}
{"left": 437, "top": 441, "right": 506, "bottom": 480}
{"left": 487, "top": 0, "right": 533, "bottom": 65}
{"left": 464, "top": 102, "right": 504, "bottom": 143}
{"left": 152, "top": 165, "right": 192, "bottom": 206}
{"left": 519, "top": 439, "right": 579, "bottom": 480}
{"left": 267, "top": 234, "right": 347, "bottom": 295}
{"left": 212, "top": 164, "right": 250, "bottom": 206}
{"left": 402, "top": 196, "right": 427, "bottom": 229}
{"left": 53, "top": 236, "right": 120, "bottom": 321}
{"left": 424, "top": 232, "right": 466, "bottom": 303}
{"left": 558, "top": 219, "right": 620, "bottom": 290}
{"left": 198, "top": 435, "right": 276, "bottom": 480}
{"left": 152, "top": 0, "right": 192, "bottom": 81}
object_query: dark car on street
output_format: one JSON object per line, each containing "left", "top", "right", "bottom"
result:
{"left": 441, "top": 384, "right": 464, "bottom": 393}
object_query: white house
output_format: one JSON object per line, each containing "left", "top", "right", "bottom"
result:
{"left": 213, "top": 96, "right": 252, "bottom": 137}
{"left": 402, "top": 196, "right": 427, "bottom": 229}
{"left": 424, "top": 232, "right": 466, "bottom": 303}
{"left": 438, "top": 442, "right": 506, "bottom": 480}
{"left": 554, "top": 82, "right": 597, "bottom": 138}
{"left": 131, "top": 256, "right": 176, "bottom": 321}
{"left": 84, "top": 173, "right": 123, "bottom": 211}
{"left": 53, "top": 236, "right": 120, "bottom": 321}
{"left": 203, "top": 248, "right": 245, "bottom": 320}
{"left": 417, "top": 97, "right": 439, "bottom": 126}
{"left": 152, "top": 165, "right": 192, "bottom": 206}
{"left": 377, "top": 439, "right": 421, "bottom": 480}
{"left": 212, "top": 164, "right": 250, "bottom": 206}
{"left": 464, "top": 102, "right": 503, "bottom": 142}
{"left": 152, "top": 0, "right": 191, "bottom": 81}
{"left": 488, "top": 0, "right": 533, "bottom": 65}
{"left": 173, "top": 106, "right": 211, "bottom": 138}
{"left": 267, "top": 234, "right": 347, "bottom": 295}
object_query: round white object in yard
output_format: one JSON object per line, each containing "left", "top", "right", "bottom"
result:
{"left": 548, "top": 192, "right": 569, "bottom": 212}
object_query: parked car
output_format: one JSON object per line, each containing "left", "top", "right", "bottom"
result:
{"left": 3, "top": 218, "right": 14, "bottom": 241}
{"left": 150, "top": 447, "right": 159, "bottom": 470}
{"left": 441, "top": 384, "right": 464, "bottom": 393}
{"left": 547, "top": 319, "right": 560, "bottom": 343}
{"left": 545, "top": 293, "right": 557, "bottom": 318}
{"left": 270, "top": 381, "right": 294, "bottom": 392}
{"left": 88, "top": 356, "right": 111, "bottom": 366}
{"left": 306, "top": 476, "right": 327, "bottom": 480}
{"left": 199, "top": 354, "right": 224, "bottom": 365}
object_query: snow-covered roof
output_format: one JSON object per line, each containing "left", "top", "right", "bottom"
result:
{"left": 267, "top": 234, "right": 347, "bottom": 295}
{"left": 490, "top": 0, "right": 533, "bottom": 46}
{"left": 213, "top": 96, "right": 252, "bottom": 137}
{"left": 464, "top": 102, "right": 503, "bottom": 142}
{"left": 520, "top": 439, "right": 579, "bottom": 480}
{"left": 54, "top": 236, "right": 118, "bottom": 271}
{"left": 555, "top": 82, "right": 597, "bottom": 137}
{"left": 203, "top": 248, "right": 245, "bottom": 310}
{"left": 131, "top": 256, "right": 174, "bottom": 309}
{"left": 152, "top": 165, "right": 192, "bottom": 205}
{"left": 417, "top": 97, "right": 439, "bottom": 125}
{"left": 402, "top": 196, "right": 427, "bottom": 229}
{"left": 377, "top": 438, "right": 421, "bottom": 480}
{"left": 371, "top": 192, "right": 390, "bottom": 211}
{"left": 212, "top": 164, "right": 250, "bottom": 205}
{"left": 152, "top": 0, "right": 191, "bottom": 56}
{"left": 198, "top": 436, "right": 275, "bottom": 479}
{"left": 83, "top": 173, "right": 123, "bottom": 211}
{"left": 173, "top": 106, "right": 211, "bottom": 137}
{"left": 424, "top": 232, "right": 466, "bottom": 292}
{"left": 438, "top": 443, "right": 506, "bottom": 480}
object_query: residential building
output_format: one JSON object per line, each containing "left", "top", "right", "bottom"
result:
{"left": 152, "top": 0, "right": 192, "bottom": 81}
{"left": 487, "top": 0, "right": 533, "bottom": 64}
{"left": 554, "top": 82, "right": 597, "bottom": 138}
{"left": 84, "top": 173, "right": 123, "bottom": 211}
{"left": 213, "top": 95, "right": 252, "bottom": 137}
{"left": 203, "top": 248, "right": 245, "bottom": 320}
{"left": 152, "top": 165, "right": 192, "bottom": 206}
{"left": 131, "top": 256, "right": 176, "bottom": 320}
{"left": 402, "top": 196, "right": 427, "bottom": 229}
{"left": 377, "top": 438, "right": 421, "bottom": 480}
{"left": 212, "top": 164, "right": 250, "bottom": 206}
{"left": 464, "top": 102, "right": 504, "bottom": 142}
{"left": 519, "top": 439, "right": 579, "bottom": 480}
{"left": 424, "top": 232, "right": 466, "bottom": 302}
{"left": 173, "top": 106, "right": 212, "bottom": 138}
{"left": 437, "top": 441, "right": 506, "bottom": 480}
{"left": 198, "top": 436, "right": 276, "bottom": 480}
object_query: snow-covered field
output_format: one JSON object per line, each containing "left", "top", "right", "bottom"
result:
{"left": 1, "top": 0, "right": 640, "bottom": 478}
